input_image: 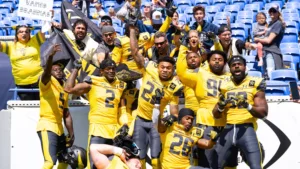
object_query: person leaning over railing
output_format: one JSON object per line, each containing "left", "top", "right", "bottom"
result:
{"left": 0, "top": 23, "right": 59, "bottom": 100}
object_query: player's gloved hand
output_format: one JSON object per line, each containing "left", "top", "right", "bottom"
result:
{"left": 73, "top": 59, "right": 82, "bottom": 70}
{"left": 208, "top": 130, "right": 220, "bottom": 142}
{"left": 236, "top": 94, "right": 249, "bottom": 109}
{"left": 217, "top": 93, "right": 229, "bottom": 110}
{"left": 128, "top": 11, "right": 138, "bottom": 26}
{"left": 65, "top": 134, "right": 75, "bottom": 148}
{"left": 162, "top": 114, "right": 177, "bottom": 126}
{"left": 117, "top": 124, "right": 129, "bottom": 136}
{"left": 154, "top": 88, "right": 164, "bottom": 104}
{"left": 166, "top": 5, "right": 177, "bottom": 17}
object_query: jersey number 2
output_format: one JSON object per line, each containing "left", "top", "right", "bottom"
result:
{"left": 105, "top": 89, "right": 115, "bottom": 108}
{"left": 169, "top": 133, "right": 194, "bottom": 157}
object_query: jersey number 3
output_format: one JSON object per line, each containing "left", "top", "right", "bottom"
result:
{"left": 169, "top": 133, "right": 194, "bottom": 157}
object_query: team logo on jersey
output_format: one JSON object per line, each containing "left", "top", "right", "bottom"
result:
{"left": 249, "top": 80, "right": 255, "bottom": 87}
{"left": 169, "top": 83, "right": 176, "bottom": 90}
{"left": 129, "top": 90, "right": 135, "bottom": 95}
{"left": 193, "top": 128, "right": 203, "bottom": 138}
{"left": 119, "top": 82, "right": 124, "bottom": 88}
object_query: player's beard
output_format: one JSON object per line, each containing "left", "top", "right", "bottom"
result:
{"left": 209, "top": 64, "right": 224, "bottom": 75}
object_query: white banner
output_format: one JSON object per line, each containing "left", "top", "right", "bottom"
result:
{"left": 1, "top": 101, "right": 300, "bottom": 169}
{"left": 17, "top": 0, "right": 53, "bottom": 21}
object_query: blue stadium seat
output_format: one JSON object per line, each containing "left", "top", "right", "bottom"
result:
{"left": 282, "top": 8, "right": 299, "bottom": 16}
{"left": 282, "top": 55, "right": 295, "bottom": 69}
{"left": 246, "top": 62, "right": 259, "bottom": 71}
{"left": 284, "top": 21, "right": 298, "bottom": 29}
{"left": 53, "top": 1, "right": 62, "bottom": 8}
{"left": 91, "top": 19, "right": 99, "bottom": 26}
{"left": 249, "top": 0, "right": 265, "bottom": 9}
{"left": 178, "top": 14, "right": 188, "bottom": 25}
{"left": 248, "top": 71, "right": 262, "bottom": 77}
{"left": 281, "top": 28, "right": 298, "bottom": 43}
{"left": 112, "top": 18, "right": 122, "bottom": 27}
{"left": 224, "top": 5, "right": 241, "bottom": 20}
{"left": 265, "top": 80, "right": 289, "bottom": 96}
{"left": 206, "top": 5, "right": 221, "bottom": 15}
{"left": 280, "top": 43, "right": 299, "bottom": 50}
{"left": 175, "top": 0, "right": 192, "bottom": 6}
{"left": 184, "top": 6, "right": 194, "bottom": 22}
{"left": 231, "top": 22, "right": 248, "bottom": 38}
{"left": 281, "top": 48, "right": 300, "bottom": 64}
{"left": 268, "top": 0, "right": 284, "bottom": 9}
{"left": 231, "top": 29, "right": 246, "bottom": 41}
{"left": 270, "top": 69, "right": 298, "bottom": 82}
{"left": 104, "top": 1, "right": 115, "bottom": 12}
{"left": 237, "top": 11, "right": 255, "bottom": 22}
{"left": 244, "top": 55, "right": 256, "bottom": 62}
{"left": 264, "top": 2, "right": 281, "bottom": 11}
{"left": 244, "top": 3, "right": 262, "bottom": 13}
{"left": 232, "top": 0, "right": 246, "bottom": 10}
{"left": 213, "top": 19, "right": 228, "bottom": 27}
{"left": 115, "top": 26, "right": 124, "bottom": 36}
{"left": 194, "top": 0, "right": 210, "bottom": 6}
{"left": 213, "top": 0, "right": 228, "bottom": 10}
{"left": 214, "top": 12, "right": 232, "bottom": 22}
{"left": 236, "top": 18, "right": 253, "bottom": 35}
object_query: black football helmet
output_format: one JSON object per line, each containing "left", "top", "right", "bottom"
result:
{"left": 64, "top": 145, "right": 87, "bottom": 169}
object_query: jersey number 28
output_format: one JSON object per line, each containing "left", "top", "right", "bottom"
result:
{"left": 169, "top": 133, "right": 194, "bottom": 157}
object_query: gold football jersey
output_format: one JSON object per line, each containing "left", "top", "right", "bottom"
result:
{"left": 160, "top": 122, "right": 204, "bottom": 169}
{"left": 136, "top": 61, "right": 183, "bottom": 120}
{"left": 85, "top": 75, "right": 127, "bottom": 138}
{"left": 219, "top": 76, "right": 266, "bottom": 125}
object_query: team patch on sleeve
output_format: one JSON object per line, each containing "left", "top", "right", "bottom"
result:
{"left": 257, "top": 79, "right": 266, "bottom": 92}
{"left": 83, "top": 76, "right": 92, "bottom": 84}
{"left": 192, "top": 127, "right": 204, "bottom": 138}
{"left": 249, "top": 80, "right": 255, "bottom": 87}
{"left": 169, "top": 83, "right": 176, "bottom": 90}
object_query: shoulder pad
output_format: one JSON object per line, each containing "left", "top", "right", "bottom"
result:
{"left": 83, "top": 76, "right": 92, "bottom": 84}
{"left": 114, "top": 38, "right": 122, "bottom": 48}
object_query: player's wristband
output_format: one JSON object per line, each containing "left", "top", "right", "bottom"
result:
{"left": 247, "top": 104, "right": 253, "bottom": 111}
{"left": 113, "top": 147, "right": 123, "bottom": 157}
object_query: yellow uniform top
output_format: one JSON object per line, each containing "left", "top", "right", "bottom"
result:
{"left": 123, "top": 88, "right": 139, "bottom": 125}
{"left": 136, "top": 61, "right": 183, "bottom": 120}
{"left": 183, "top": 69, "right": 199, "bottom": 114}
{"left": 85, "top": 75, "right": 127, "bottom": 124}
{"left": 37, "top": 76, "right": 69, "bottom": 135}
{"left": 220, "top": 76, "right": 266, "bottom": 125}
{"left": 107, "top": 156, "right": 129, "bottom": 169}
{"left": 160, "top": 122, "right": 204, "bottom": 169}
{"left": 1, "top": 32, "right": 45, "bottom": 85}
{"left": 111, "top": 16, "right": 172, "bottom": 73}
{"left": 176, "top": 45, "right": 229, "bottom": 126}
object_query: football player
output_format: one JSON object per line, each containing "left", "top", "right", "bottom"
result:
{"left": 64, "top": 59, "right": 128, "bottom": 169}
{"left": 37, "top": 44, "right": 74, "bottom": 169}
{"left": 177, "top": 49, "right": 232, "bottom": 168}
{"left": 213, "top": 55, "right": 268, "bottom": 169}
{"left": 158, "top": 108, "right": 216, "bottom": 169}
{"left": 129, "top": 24, "right": 183, "bottom": 168}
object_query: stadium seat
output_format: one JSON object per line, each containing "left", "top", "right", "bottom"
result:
{"left": 231, "top": 22, "right": 248, "bottom": 38}
{"left": 175, "top": 0, "right": 192, "bottom": 6}
{"left": 184, "top": 6, "right": 194, "bottom": 22}
{"left": 104, "top": 1, "right": 115, "bottom": 12}
{"left": 281, "top": 28, "right": 298, "bottom": 43}
{"left": 282, "top": 8, "right": 299, "bottom": 16}
{"left": 115, "top": 26, "right": 124, "bottom": 36}
{"left": 282, "top": 55, "right": 295, "bottom": 69}
{"left": 268, "top": 0, "right": 284, "bottom": 8}
{"left": 244, "top": 3, "right": 262, "bottom": 13}
{"left": 231, "top": 29, "right": 246, "bottom": 41}
{"left": 205, "top": 5, "right": 221, "bottom": 15}
{"left": 284, "top": 21, "right": 298, "bottom": 29}
{"left": 281, "top": 47, "right": 300, "bottom": 64}
{"left": 249, "top": 0, "right": 265, "bottom": 9}
{"left": 91, "top": 19, "right": 99, "bottom": 26}
{"left": 224, "top": 4, "right": 240, "bottom": 19}
{"left": 244, "top": 55, "right": 256, "bottom": 62}
{"left": 280, "top": 43, "right": 299, "bottom": 50}
{"left": 265, "top": 80, "right": 289, "bottom": 96}
{"left": 213, "top": 19, "right": 228, "bottom": 27}
{"left": 112, "top": 18, "right": 122, "bottom": 27}
{"left": 264, "top": 2, "right": 281, "bottom": 11}
{"left": 213, "top": 0, "right": 228, "bottom": 10}
{"left": 246, "top": 62, "right": 259, "bottom": 71}
{"left": 237, "top": 11, "right": 255, "bottom": 22}
{"left": 248, "top": 71, "right": 262, "bottom": 77}
{"left": 194, "top": 0, "right": 210, "bottom": 6}
{"left": 231, "top": 0, "right": 246, "bottom": 10}
{"left": 270, "top": 69, "right": 298, "bottom": 82}
{"left": 235, "top": 18, "right": 253, "bottom": 35}
{"left": 214, "top": 12, "right": 234, "bottom": 22}
{"left": 178, "top": 14, "right": 188, "bottom": 25}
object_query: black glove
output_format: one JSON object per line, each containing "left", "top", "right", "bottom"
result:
{"left": 154, "top": 88, "right": 164, "bottom": 104}
{"left": 236, "top": 94, "right": 249, "bottom": 109}
{"left": 128, "top": 10, "right": 138, "bottom": 26}
{"left": 217, "top": 93, "right": 228, "bottom": 110}
{"left": 73, "top": 59, "right": 82, "bottom": 70}
{"left": 207, "top": 31, "right": 216, "bottom": 41}
{"left": 166, "top": 5, "right": 177, "bottom": 17}
{"left": 162, "top": 114, "right": 177, "bottom": 126}
{"left": 117, "top": 124, "right": 129, "bottom": 136}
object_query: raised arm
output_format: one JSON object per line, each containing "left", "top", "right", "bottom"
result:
{"left": 176, "top": 45, "right": 197, "bottom": 88}
{"left": 90, "top": 144, "right": 127, "bottom": 169}
{"left": 157, "top": 115, "right": 168, "bottom": 133}
{"left": 118, "top": 97, "right": 128, "bottom": 125}
{"left": 63, "top": 108, "right": 74, "bottom": 147}
{"left": 64, "top": 60, "right": 91, "bottom": 95}
{"left": 41, "top": 44, "right": 61, "bottom": 85}
{"left": 130, "top": 26, "right": 145, "bottom": 69}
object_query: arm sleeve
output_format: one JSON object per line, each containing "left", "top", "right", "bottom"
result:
{"left": 176, "top": 45, "right": 197, "bottom": 88}
{"left": 30, "top": 31, "right": 45, "bottom": 46}
{"left": 63, "top": 96, "right": 69, "bottom": 109}
{"left": 111, "top": 38, "right": 122, "bottom": 64}
{"left": 159, "top": 98, "right": 169, "bottom": 114}
{"left": 256, "top": 79, "right": 266, "bottom": 92}
{"left": 253, "top": 25, "right": 260, "bottom": 37}
{"left": 0, "top": 41, "right": 11, "bottom": 55}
